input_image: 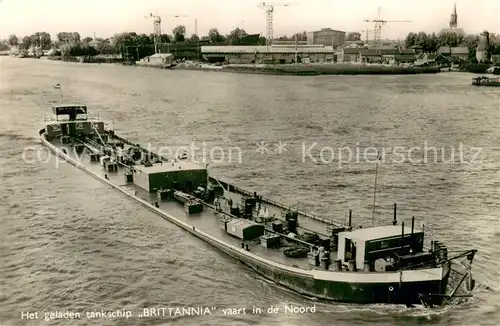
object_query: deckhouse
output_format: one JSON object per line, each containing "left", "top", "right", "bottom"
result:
{"left": 44, "top": 104, "right": 104, "bottom": 141}
{"left": 337, "top": 222, "right": 425, "bottom": 272}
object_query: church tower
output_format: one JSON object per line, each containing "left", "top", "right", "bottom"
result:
{"left": 449, "top": 3, "right": 458, "bottom": 28}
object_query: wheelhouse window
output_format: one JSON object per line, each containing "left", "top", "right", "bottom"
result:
{"left": 380, "top": 240, "right": 389, "bottom": 249}
{"left": 51, "top": 124, "right": 61, "bottom": 131}
{"left": 76, "top": 123, "right": 84, "bottom": 130}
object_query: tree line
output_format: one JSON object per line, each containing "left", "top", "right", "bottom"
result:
{"left": 6, "top": 27, "right": 500, "bottom": 59}
{"left": 404, "top": 31, "right": 500, "bottom": 57}
{"left": 6, "top": 25, "right": 265, "bottom": 57}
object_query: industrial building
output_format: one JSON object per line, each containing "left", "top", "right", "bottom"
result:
{"left": 136, "top": 53, "right": 174, "bottom": 67}
{"left": 307, "top": 28, "right": 346, "bottom": 47}
{"left": 201, "top": 45, "right": 335, "bottom": 64}
{"left": 334, "top": 45, "right": 416, "bottom": 64}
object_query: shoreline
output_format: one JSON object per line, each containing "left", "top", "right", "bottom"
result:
{"left": 11, "top": 55, "right": 493, "bottom": 76}
{"left": 28, "top": 55, "right": 443, "bottom": 75}
{"left": 171, "top": 63, "right": 441, "bottom": 76}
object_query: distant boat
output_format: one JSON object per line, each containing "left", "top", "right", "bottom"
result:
{"left": 472, "top": 76, "right": 500, "bottom": 86}
{"left": 486, "top": 66, "right": 500, "bottom": 75}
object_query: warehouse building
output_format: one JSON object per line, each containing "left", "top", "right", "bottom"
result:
{"left": 201, "top": 45, "right": 335, "bottom": 64}
{"left": 307, "top": 28, "right": 346, "bottom": 47}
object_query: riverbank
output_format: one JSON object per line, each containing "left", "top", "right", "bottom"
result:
{"left": 171, "top": 63, "right": 440, "bottom": 75}
{"left": 12, "top": 55, "right": 493, "bottom": 76}
{"left": 222, "top": 64, "right": 440, "bottom": 75}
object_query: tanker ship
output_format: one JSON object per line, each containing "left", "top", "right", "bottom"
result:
{"left": 39, "top": 103, "right": 478, "bottom": 307}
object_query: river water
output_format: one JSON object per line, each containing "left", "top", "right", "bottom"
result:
{"left": 1, "top": 57, "right": 499, "bottom": 326}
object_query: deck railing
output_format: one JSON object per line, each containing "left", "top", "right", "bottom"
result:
{"left": 210, "top": 176, "right": 343, "bottom": 228}
{"left": 43, "top": 115, "right": 102, "bottom": 122}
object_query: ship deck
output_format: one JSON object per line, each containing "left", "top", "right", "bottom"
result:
{"left": 50, "top": 138, "right": 341, "bottom": 271}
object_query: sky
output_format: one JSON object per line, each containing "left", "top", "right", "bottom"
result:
{"left": 0, "top": 0, "right": 498, "bottom": 41}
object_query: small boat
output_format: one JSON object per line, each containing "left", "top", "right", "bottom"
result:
{"left": 39, "top": 102, "right": 478, "bottom": 307}
{"left": 472, "top": 76, "right": 500, "bottom": 86}
{"left": 486, "top": 66, "right": 500, "bottom": 75}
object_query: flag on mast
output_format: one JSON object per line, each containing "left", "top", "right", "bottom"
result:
{"left": 53, "top": 83, "right": 60, "bottom": 89}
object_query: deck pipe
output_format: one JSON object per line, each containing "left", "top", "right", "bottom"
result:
{"left": 411, "top": 216, "right": 415, "bottom": 234}
{"left": 393, "top": 203, "right": 397, "bottom": 225}
{"left": 348, "top": 210, "right": 352, "bottom": 227}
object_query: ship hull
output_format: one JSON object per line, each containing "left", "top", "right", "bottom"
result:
{"left": 219, "top": 243, "right": 448, "bottom": 305}
{"left": 40, "top": 134, "right": 450, "bottom": 305}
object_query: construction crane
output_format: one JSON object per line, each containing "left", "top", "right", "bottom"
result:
{"left": 259, "top": 1, "right": 291, "bottom": 49}
{"left": 145, "top": 13, "right": 188, "bottom": 54}
{"left": 363, "top": 7, "right": 411, "bottom": 47}
{"left": 145, "top": 13, "right": 162, "bottom": 54}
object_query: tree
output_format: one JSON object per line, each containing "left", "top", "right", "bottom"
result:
{"left": 462, "top": 34, "right": 479, "bottom": 59}
{"left": 291, "top": 31, "right": 307, "bottom": 41}
{"left": 57, "top": 32, "right": 68, "bottom": 42}
{"left": 82, "top": 37, "right": 93, "bottom": 44}
{"left": 8, "top": 34, "right": 18, "bottom": 46}
{"left": 463, "top": 34, "right": 479, "bottom": 49}
{"left": 148, "top": 33, "right": 171, "bottom": 44}
{"left": 112, "top": 32, "right": 138, "bottom": 53}
{"left": 189, "top": 34, "right": 199, "bottom": 42}
{"left": 27, "top": 32, "right": 52, "bottom": 50}
{"left": 227, "top": 28, "right": 248, "bottom": 44}
{"left": 346, "top": 32, "right": 361, "bottom": 41}
{"left": 427, "top": 33, "right": 439, "bottom": 53}
{"left": 489, "top": 33, "right": 500, "bottom": 55}
{"left": 96, "top": 38, "right": 115, "bottom": 54}
{"left": 60, "top": 42, "right": 97, "bottom": 57}
{"left": 160, "top": 34, "right": 171, "bottom": 43}
{"left": 414, "top": 32, "right": 429, "bottom": 50}
{"left": 404, "top": 31, "right": 446, "bottom": 52}
{"left": 21, "top": 36, "right": 31, "bottom": 49}
{"left": 29, "top": 34, "right": 39, "bottom": 47}
{"left": 56, "top": 32, "right": 81, "bottom": 43}
{"left": 71, "top": 32, "right": 81, "bottom": 43}
{"left": 134, "top": 34, "right": 152, "bottom": 46}
{"left": 405, "top": 32, "right": 416, "bottom": 48}
{"left": 172, "top": 25, "right": 186, "bottom": 42}
{"left": 208, "top": 28, "right": 225, "bottom": 43}
{"left": 437, "top": 30, "right": 464, "bottom": 47}
{"left": 39, "top": 32, "right": 52, "bottom": 50}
